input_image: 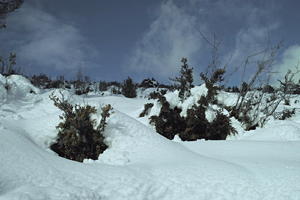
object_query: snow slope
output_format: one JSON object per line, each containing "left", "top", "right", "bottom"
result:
{"left": 0, "top": 81, "right": 300, "bottom": 199}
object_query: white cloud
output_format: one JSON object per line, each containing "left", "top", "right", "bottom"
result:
{"left": 274, "top": 45, "right": 300, "bottom": 82}
{"left": 128, "top": 0, "right": 281, "bottom": 83}
{"left": 128, "top": 0, "right": 203, "bottom": 78}
{"left": 229, "top": 8, "right": 279, "bottom": 64}
{"left": 1, "top": 3, "right": 98, "bottom": 74}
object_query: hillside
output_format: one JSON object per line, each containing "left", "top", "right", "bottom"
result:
{"left": 0, "top": 75, "right": 300, "bottom": 200}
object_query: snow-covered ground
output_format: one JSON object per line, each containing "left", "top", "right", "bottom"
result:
{"left": 0, "top": 75, "right": 300, "bottom": 200}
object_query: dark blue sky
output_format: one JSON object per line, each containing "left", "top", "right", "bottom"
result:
{"left": 1, "top": 0, "right": 300, "bottom": 84}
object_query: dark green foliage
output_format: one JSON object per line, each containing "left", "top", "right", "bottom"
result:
{"left": 148, "top": 92, "right": 236, "bottom": 141}
{"left": 111, "top": 86, "right": 121, "bottom": 95}
{"left": 31, "top": 74, "right": 51, "bottom": 88}
{"left": 284, "top": 99, "right": 290, "bottom": 106}
{"left": 99, "top": 81, "right": 108, "bottom": 92}
{"left": 49, "top": 93, "right": 110, "bottom": 162}
{"left": 140, "top": 78, "right": 158, "bottom": 88}
{"left": 232, "top": 86, "right": 240, "bottom": 93}
{"left": 275, "top": 108, "right": 296, "bottom": 120}
{"left": 200, "top": 68, "right": 225, "bottom": 104}
{"left": 150, "top": 96, "right": 185, "bottom": 140}
{"left": 207, "top": 112, "right": 237, "bottom": 140}
{"left": 179, "top": 105, "right": 208, "bottom": 141}
{"left": 240, "top": 82, "right": 249, "bottom": 94}
{"left": 147, "top": 73, "right": 236, "bottom": 141}
{"left": 171, "top": 58, "right": 194, "bottom": 101}
{"left": 75, "top": 86, "right": 90, "bottom": 95}
{"left": 122, "top": 77, "right": 137, "bottom": 98}
{"left": 148, "top": 90, "right": 167, "bottom": 100}
{"left": 293, "top": 87, "right": 300, "bottom": 94}
{"left": 31, "top": 74, "right": 70, "bottom": 89}
{"left": 139, "top": 103, "right": 154, "bottom": 117}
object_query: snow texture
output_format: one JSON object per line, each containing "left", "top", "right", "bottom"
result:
{"left": 0, "top": 77, "right": 300, "bottom": 200}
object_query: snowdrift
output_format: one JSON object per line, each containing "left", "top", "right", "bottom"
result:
{"left": 0, "top": 76, "right": 300, "bottom": 199}
{"left": 0, "top": 74, "right": 39, "bottom": 103}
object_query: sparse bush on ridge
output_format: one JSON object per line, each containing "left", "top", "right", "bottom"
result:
{"left": 122, "top": 77, "right": 137, "bottom": 98}
{"left": 49, "top": 91, "right": 111, "bottom": 162}
{"left": 99, "top": 81, "right": 109, "bottom": 92}
{"left": 31, "top": 74, "right": 68, "bottom": 89}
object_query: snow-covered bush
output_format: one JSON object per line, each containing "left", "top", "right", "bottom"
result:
{"left": 142, "top": 64, "right": 236, "bottom": 141}
{"left": 144, "top": 83, "right": 236, "bottom": 141}
{"left": 139, "top": 103, "right": 154, "bottom": 117}
{"left": 148, "top": 89, "right": 167, "bottom": 100}
{"left": 139, "top": 78, "right": 158, "bottom": 88}
{"left": 49, "top": 92, "right": 111, "bottom": 162}
{"left": 273, "top": 108, "right": 296, "bottom": 120}
{"left": 149, "top": 95, "right": 186, "bottom": 139}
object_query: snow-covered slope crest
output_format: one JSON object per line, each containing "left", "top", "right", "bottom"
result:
{"left": 0, "top": 74, "right": 39, "bottom": 102}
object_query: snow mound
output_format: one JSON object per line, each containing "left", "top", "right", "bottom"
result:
{"left": 236, "top": 120, "right": 300, "bottom": 141}
{"left": 1, "top": 89, "right": 300, "bottom": 199}
{"left": 0, "top": 74, "right": 39, "bottom": 103}
{"left": 0, "top": 106, "right": 262, "bottom": 200}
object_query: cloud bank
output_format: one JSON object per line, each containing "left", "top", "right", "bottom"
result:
{"left": 128, "top": 0, "right": 283, "bottom": 83}
{"left": 128, "top": 0, "right": 203, "bottom": 79}
{"left": 275, "top": 45, "right": 300, "bottom": 82}
{"left": 0, "top": 2, "right": 98, "bottom": 76}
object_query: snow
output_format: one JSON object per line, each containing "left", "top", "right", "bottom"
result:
{"left": 0, "top": 77, "right": 300, "bottom": 200}
{"left": 164, "top": 84, "right": 208, "bottom": 117}
{"left": 0, "top": 75, "right": 40, "bottom": 103}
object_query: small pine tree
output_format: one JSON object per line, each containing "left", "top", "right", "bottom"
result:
{"left": 122, "top": 77, "right": 137, "bottom": 98}
{"left": 171, "top": 58, "right": 194, "bottom": 101}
